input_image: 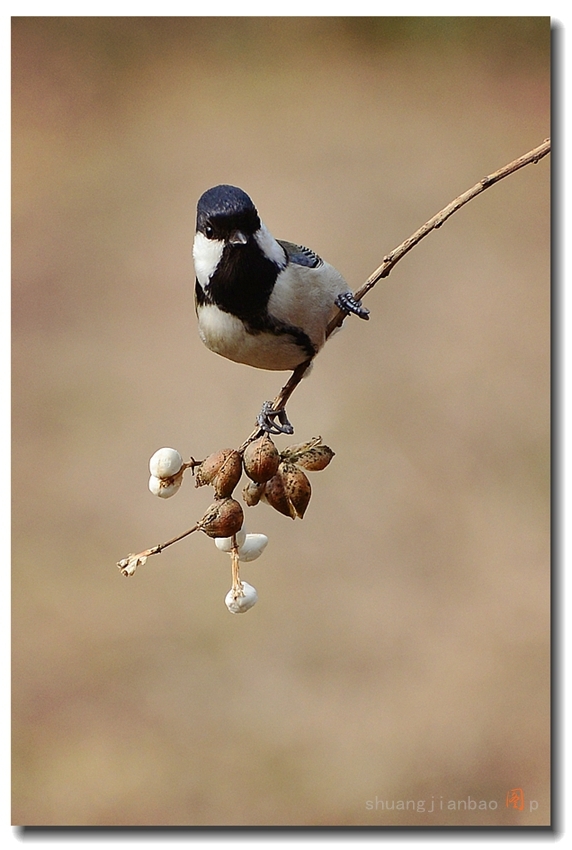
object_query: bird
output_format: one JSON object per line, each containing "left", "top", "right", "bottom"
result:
{"left": 193, "top": 184, "right": 369, "bottom": 434}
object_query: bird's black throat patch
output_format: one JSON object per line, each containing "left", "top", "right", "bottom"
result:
{"left": 204, "top": 241, "right": 278, "bottom": 320}
{"left": 195, "top": 241, "right": 317, "bottom": 361}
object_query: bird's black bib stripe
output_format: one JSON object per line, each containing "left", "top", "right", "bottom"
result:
{"left": 203, "top": 240, "right": 279, "bottom": 319}
{"left": 258, "top": 315, "right": 317, "bottom": 360}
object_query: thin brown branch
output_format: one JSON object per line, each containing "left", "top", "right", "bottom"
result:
{"left": 151, "top": 524, "right": 200, "bottom": 553}
{"left": 239, "top": 360, "right": 311, "bottom": 451}
{"left": 339, "top": 136, "right": 551, "bottom": 324}
{"left": 242, "top": 137, "right": 550, "bottom": 442}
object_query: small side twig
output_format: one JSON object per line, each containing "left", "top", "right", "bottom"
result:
{"left": 118, "top": 524, "right": 200, "bottom": 575}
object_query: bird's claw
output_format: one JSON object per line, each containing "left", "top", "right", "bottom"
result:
{"left": 257, "top": 401, "right": 294, "bottom": 435}
{"left": 336, "top": 292, "right": 370, "bottom": 320}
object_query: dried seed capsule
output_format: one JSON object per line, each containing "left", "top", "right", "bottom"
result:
{"left": 195, "top": 449, "right": 242, "bottom": 497}
{"left": 279, "top": 461, "right": 312, "bottom": 519}
{"left": 243, "top": 434, "right": 280, "bottom": 483}
{"left": 280, "top": 437, "right": 322, "bottom": 462}
{"left": 195, "top": 450, "right": 227, "bottom": 486}
{"left": 242, "top": 480, "right": 265, "bottom": 507}
{"left": 294, "top": 445, "right": 335, "bottom": 471}
{"left": 212, "top": 450, "right": 242, "bottom": 497}
{"left": 262, "top": 472, "right": 296, "bottom": 519}
{"left": 199, "top": 497, "right": 244, "bottom": 538}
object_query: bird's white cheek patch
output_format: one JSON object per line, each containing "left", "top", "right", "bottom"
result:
{"left": 193, "top": 232, "right": 224, "bottom": 287}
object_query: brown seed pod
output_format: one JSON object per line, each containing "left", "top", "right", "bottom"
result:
{"left": 243, "top": 434, "right": 280, "bottom": 483}
{"left": 195, "top": 448, "right": 242, "bottom": 497}
{"left": 242, "top": 480, "right": 266, "bottom": 507}
{"left": 199, "top": 497, "right": 244, "bottom": 538}
{"left": 280, "top": 437, "right": 322, "bottom": 463}
{"left": 262, "top": 472, "right": 296, "bottom": 519}
{"left": 195, "top": 449, "right": 229, "bottom": 486}
{"left": 294, "top": 445, "right": 335, "bottom": 472}
{"left": 279, "top": 461, "right": 312, "bottom": 519}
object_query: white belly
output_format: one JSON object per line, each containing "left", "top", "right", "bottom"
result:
{"left": 197, "top": 304, "right": 310, "bottom": 371}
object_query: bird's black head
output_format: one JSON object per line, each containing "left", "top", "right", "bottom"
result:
{"left": 196, "top": 185, "right": 261, "bottom": 243}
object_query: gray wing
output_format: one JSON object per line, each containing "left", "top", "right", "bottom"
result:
{"left": 278, "top": 240, "right": 324, "bottom": 269}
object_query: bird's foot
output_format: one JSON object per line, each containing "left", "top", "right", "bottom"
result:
{"left": 257, "top": 401, "right": 294, "bottom": 436}
{"left": 336, "top": 291, "right": 370, "bottom": 320}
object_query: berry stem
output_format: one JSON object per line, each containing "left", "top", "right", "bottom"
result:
{"left": 230, "top": 535, "right": 243, "bottom": 596}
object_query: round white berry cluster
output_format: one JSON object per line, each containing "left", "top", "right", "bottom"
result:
{"left": 148, "top": 448, "right": 184, "bottom": 498}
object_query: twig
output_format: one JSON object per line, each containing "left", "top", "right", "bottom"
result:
{"left": 334, "top": 136, "right": 551, "bottom": 327}
{"left": 241, "top": 137, "right": 550, "bottom": 445}
{"left": 239, "top": 361, "right": 311, "bottom": 451}
{"left": 117, "top": 524, "right": 199, "bottom": 575}
{"left": 149, "top": 524, "right": 200, "bottom": 554}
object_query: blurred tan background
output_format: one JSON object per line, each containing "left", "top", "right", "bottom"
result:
{"left": 12, "top": 17, "right": 550, "bottom": 826}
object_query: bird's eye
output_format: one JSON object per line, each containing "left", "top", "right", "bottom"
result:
{"left": 204, "top": 224, "right": 214, "bottom": 239}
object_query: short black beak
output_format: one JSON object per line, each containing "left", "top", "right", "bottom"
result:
{"left": 228, "top": 230, "right": 248, "bottom": 245}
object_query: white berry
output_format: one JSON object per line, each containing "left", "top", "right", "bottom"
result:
{"left": 149, "top": 447, "right": 183, "bottom": 479}
{"left": 236, "top": 533, "right": 268, "bottom": 562}
{"left": 225, "top": 581, "right": 258, "bottom": 614}
{"left": 148, "top": 473, "right": 182, "bottom": 499}
{"left": 214, "top": 527, "right": 247, "bottom": 553}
